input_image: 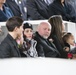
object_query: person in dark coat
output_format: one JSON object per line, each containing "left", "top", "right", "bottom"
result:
{"left": 65, "top": 0, "right": 76, "bottom": 14}
{"left": 34, "top": 21, "right": 60, "bottom": 57}
{"left": 48, "top": 0, "right": 76, "bottom": 22}
{"left": 18, "top": 0, "right": 27, "bottom": 20}
{"left": 5, "top": 0, "right": 28, "bottom": 20}
{"left": 0, "top": 16, "right": 23, "bottom": 58}
{"left": 48, "top": 15, "right": 68, "bottom": 58}
{"left": 26, "top": 0, "right": 49, "bottom": 20}
{"left": 5, "top": 0, "right": 22, "bottom": 18}
{"left": 0, "top": 0, "right": 13, "bottom": 22}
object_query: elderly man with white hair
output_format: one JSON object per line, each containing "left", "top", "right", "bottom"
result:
{"left": 34, "top": 21, "right": 60, "bottom": 57}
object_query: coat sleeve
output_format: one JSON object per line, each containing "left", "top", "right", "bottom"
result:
{"left": 0, "top": 43, "right": 10, "bottom": 58}
{"left": 36, "top": 43, "right": 45, "bottom": 57}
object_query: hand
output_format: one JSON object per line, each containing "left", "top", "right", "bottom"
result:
{"left": 64, "top": 47, "right": 70, "bottom": 52}
{"left": 49, "top": 38, "right": 54, "bottom": 42}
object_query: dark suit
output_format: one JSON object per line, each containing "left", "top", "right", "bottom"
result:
{"left": 0, "top": 34, "right": 21, "bottom": 58}
{"left": 65, "top": 0, "right": 76, "bottom": 14}
{"left": 34, "top": 32, "right": 60, "bottom": 57}
{"left": 48, "top": 1, "right": 76, "bottom": 22}
{"left": 18, "top": 0, "right": 27, "bottom": 20}
{"left": 0, "top": 5, "right": 13, "bottom": 22}
{"left": 27, "top": 0, "right": 49, "bottom": 20}
{"left": 5, "top": 0, "right": 21, "bottom": 18}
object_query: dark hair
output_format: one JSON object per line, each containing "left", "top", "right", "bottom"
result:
{"left": 62, "top": 32, "right": 73, "bottom": 43}
{"left": 23, "top": 22, "right": 33, "bottom": 30}
{"left": 6, "top": 16, "right": 23, "bottom": 31}
{"left": 48, "top": 15, "right": 64, "bottom": 46}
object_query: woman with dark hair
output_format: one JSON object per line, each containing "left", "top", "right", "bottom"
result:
{"left": 48, "top": 0, "right": 76, "bottom": 22}
{"left": 48, "top": 15, "right": 68, "bottom": 58}
{"left": 17, "top": 22, "right": 38, "bottom": 57}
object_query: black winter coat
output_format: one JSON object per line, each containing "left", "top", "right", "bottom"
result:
{"left": 34, "top": 32, "right": 60, "bottom": 57}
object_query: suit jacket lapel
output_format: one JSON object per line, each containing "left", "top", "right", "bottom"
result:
{"left": 12, "top": 40, "right": 21, "bottom": 56}
{"left": 8, "top": 34, "right": 21, "bottom": 56}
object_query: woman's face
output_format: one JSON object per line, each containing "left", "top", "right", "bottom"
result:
{"left": 24, "top": 28, "right": 33, "bottom": 40}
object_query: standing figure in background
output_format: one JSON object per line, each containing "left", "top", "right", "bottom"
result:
{"left": 48, "top": 0, "right": 76, "bottom": 22}
{"left": 5, "top": 0, "right": 22, "bottom": 18}
{"left": 27, "top": 0, "right": 50, "bottom": 20}
{"left": 19, "top": 0, "right": 27, "bottom": 20}
{"left": 65, "top": 0, "right": 76, "bottom": 14}
{"left": 5, "top": 0, "right": 28, "bottom": 20}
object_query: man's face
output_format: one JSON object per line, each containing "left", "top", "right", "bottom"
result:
{"left": 38, "top": 23, "right": 51, "bottom": 39}
{"left": 17, "top": 25, "right": 23, "bottom": 38}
